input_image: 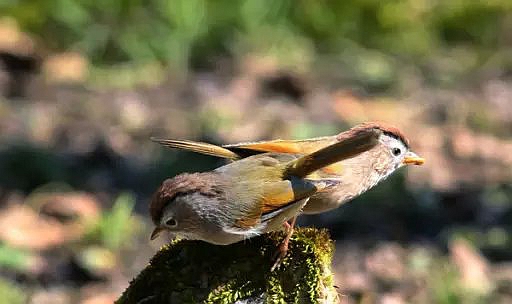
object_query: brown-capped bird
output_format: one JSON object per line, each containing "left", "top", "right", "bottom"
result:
{"left": 152, "top": 122, "right": 425, "bottom": 215}
{"left": 149, "top": 128, "right": 381, "bottom": 269}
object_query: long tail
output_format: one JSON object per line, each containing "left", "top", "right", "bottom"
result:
{"left": 285, "top": 128, "right": 381, "bottom": 178}
{"left": 150, "top": 138, "right": 240, "bottom": 159}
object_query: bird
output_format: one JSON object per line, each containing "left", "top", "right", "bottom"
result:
{"left": 149, "top": 128, "right": 381, "bottom": 269}
{"left": 151, "top": 122, "right": 425, "bottom": 215}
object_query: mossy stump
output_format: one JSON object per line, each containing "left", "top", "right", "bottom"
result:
{"left": 116, "top": 227, "right": 338, "bottom": 304}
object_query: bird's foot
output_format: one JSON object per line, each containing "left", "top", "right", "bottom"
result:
{"left": 270, "top": 217, "right": 296, "bottom": 271}
{"left": 271, "top": 236, "right": 290, "bottom": 271}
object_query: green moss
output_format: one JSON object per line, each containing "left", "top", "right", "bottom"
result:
{"left": 116, "top": 228, "right": 337, "bottom": 304}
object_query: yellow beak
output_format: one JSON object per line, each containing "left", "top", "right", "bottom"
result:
{"left": 403, "top": 151, "right": 425, "bottom": 165}
{"left": 150, "top": 226, "right": 165, "bottom": 240}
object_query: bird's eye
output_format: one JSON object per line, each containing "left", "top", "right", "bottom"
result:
{"left": 392, "top": 147, "right": 401, "bottom": 156}
{"left": 165, "top": 218, "right": 177, "bottom": 227}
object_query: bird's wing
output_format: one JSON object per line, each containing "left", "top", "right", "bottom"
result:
{"left": 260, "top": 178, "right": 341, "bottom": 221}
{"left": 223, "top": 137, "right": 336, "bottom": 156}
{"left": 224, "top": 133, "right": 378, "bottom": 178}
{"left": 285, "top": 128, "right": 381, "bottom": 178}
{"left": 232, "top": 177, "right": 323, "bottom": 230}
{"left": 150, "top": 138, "right": 240, "bottom": 159}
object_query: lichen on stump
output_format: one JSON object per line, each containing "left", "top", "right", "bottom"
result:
{"left": 116, "top": 227, "right": 338, "bottom": 304}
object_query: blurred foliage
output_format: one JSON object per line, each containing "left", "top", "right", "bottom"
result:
{"left": 77, "top": 245, "right": 117, "bottom": 273}
{"left": 0, "top": 144, "right": 69, "bottom": 192}
{"left": 429, "top": 261, "right": 492, "bottom": 304}
{"left": 0, "top": 278, "right": 26, "bottom": 304}
{"left": 0, "top": 243, "right": 33, "bottom": 272}
{"left": 84, "top": 192, "right": 140, "bottom": 251}
{"left": 429, "top": 262, "right": 463, "bottom": 304}
{"left": 2, "top": 0, "right": 512, "bottom": 73}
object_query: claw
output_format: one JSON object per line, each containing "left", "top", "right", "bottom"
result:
{"left": 271, "top": 216, "right": 297, "bottom": 271}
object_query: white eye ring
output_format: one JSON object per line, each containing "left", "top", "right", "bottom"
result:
{"left": 392, "top": 147, "right": 401, "bottom": 156}
{"left": 165, "top": 218, "right": 177, "bottom": 227}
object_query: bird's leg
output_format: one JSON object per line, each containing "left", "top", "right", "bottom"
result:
{"left": 271, "top": 216, "right": 297, "bottom": 271}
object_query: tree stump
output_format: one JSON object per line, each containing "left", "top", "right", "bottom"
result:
{"left": 116, "top": 228, "right": 338, "bottom": 303}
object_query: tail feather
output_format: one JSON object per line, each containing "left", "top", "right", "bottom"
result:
{"left": 151, "top": 138, "right": 240, "bottom": 159}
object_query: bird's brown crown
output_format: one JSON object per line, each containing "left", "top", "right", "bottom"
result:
{"left": 337, "top": 122, "right": 409, "bottom": 148}
{"left": 149, "top": 172, "right": 223, "bottom": 224}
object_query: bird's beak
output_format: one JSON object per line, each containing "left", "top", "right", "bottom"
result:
{"left": 403, "top": 151, "right": 425, "bottom": 165}
{"left": 150, "top": 226, "right": 165, "bottom": 240}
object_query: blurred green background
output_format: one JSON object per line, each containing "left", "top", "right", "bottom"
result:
{"left": 1, "top": 0, "right": 512, "bottom": 303}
